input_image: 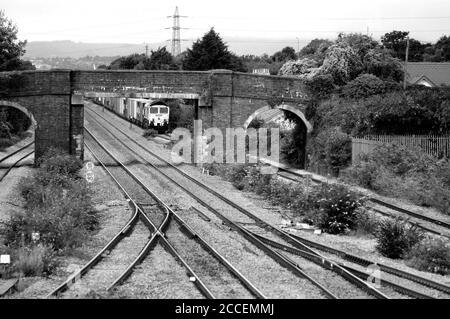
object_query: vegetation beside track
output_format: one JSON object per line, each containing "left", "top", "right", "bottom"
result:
{"left": 0, "top": 148, "right": 98, "bottom": 278}
{"left": 341, "top": 143, "right": 450, "bottom": 215}
{"left": 204, "top": 162, "right": 450, "bottom": 275}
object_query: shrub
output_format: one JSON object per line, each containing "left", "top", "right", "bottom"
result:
{"left": 13, "top": 245, "right": 59, "bottom": 277}
{"left": 37, "top": 147, "right": 83, "bottom": 179}
{"left": 301, "top": 184, "right": 363, "bottom": 234}
{"left": 2, "top": 178, "right": 97, "bottom": 250}
{"left": 143, "top": 128, "right": 158, "bottom": 138}
{"left": 305, "top": 73, "right": 335, "bottom": 99}
{"left": 278, "top": 58, "right": 319, "bottom": 78}
{"left": 228, "top": 164, "right": 248, "bottom": 190}
{"left": 368, "top": 144, "right": 432, "bottom": 176}
{"left": 311, "top": 126, "right": 352, "bottom": 175}
{"left": 343, "top": 144, "right": 450, "bottom": 214}
{"left": 354, "top": 211, "right": 379, "bottom": 236}
{"left": 1, "top": 147, "right": 97, "bottom": 252}
{"left": 405, "top": 238, "right": 450, "bottom": 275}
{"left": 341, "top": 74, "right": 387, "bottom": 99}
{"left": 340, "top": 159, "right": 379, "bottom": 189}
{"left": 435, "top": 160, "right": 450, "bottom": 188}
{"left": 375, "top": 218, "right": 424, "bottom": 259}
{"left": 241, "top": 165, "right": 273, "bottom": 195}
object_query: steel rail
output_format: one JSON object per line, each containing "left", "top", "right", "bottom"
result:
{"left": 250, "top": 231, "right": 440, "bottom": 299}
{"left": 276, "top": 164, "right": 450, "bottom": 231}
{"left": 278, "top": 170, "right": 450, "bottom": 239}
{"left": 91, "top": 98, "right": 450, "bottom": 232}
{"left": 0, "top": 150, "right": 34, "bottom": 182}
{"left": 46, "top": 142, "right": 148, "bottom": 298}
{"left": 284, "top": 232, "right": 450, "bottom": 295}
{"left": 85, "top": 108, "right": 388, "bottom": 299}
{"left": 0, "top": 141, "right": 34, "bottom": 165}
{"left": 84, "top": 131, "right": 215, "bottom": 299}
{"left": 85, "top": 128, "right": 265, "bottom": 299}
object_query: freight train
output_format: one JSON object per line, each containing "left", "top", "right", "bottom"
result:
{"left": 94, "top": 97, "right": 169, "bottom": 133}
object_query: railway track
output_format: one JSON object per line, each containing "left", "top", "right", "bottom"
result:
{"left": 85, "top": 103, "right": 449, "bottom": 299}
{"left": 276, "top": 169, "right": 450, "bottom": 239}
{"left": 0, "top": 142, "right": 34, "bottom": 182}
{"left": 49, "top": 129, "right": 265, "bottom": 299}
{"left": 85, "top": 105, "right": 396, "bottom": 299}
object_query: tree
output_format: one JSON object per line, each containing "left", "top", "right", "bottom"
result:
{"left": 381, "top": 30, "right": 425, "bottom": 62}
{"left": 363, "top": 48, "right": 403, "bottom": 81}
{"left": 109, "top": 53, "right": 148, "bottom": 70}
{"left": 321, "top": 43, "right": 363, "bottom": 85}
{"left": 148, "top": 47, "right": 178, "bottom": 70}
{"left": 182, "top": 28, "right": 245, "bottom": 72}
{"left": 381, "top": 31, "right": 409, "bottom": 57}
{"left": 337, "top": 33, "right": 378, "bottom": 60}
{"left": 271, "top": 46, "right": 297, "bottom": 62}
{"left": 433, "top": 36, "right": 450, "bottom": 61}
{"left": 277, "top": 58, "right": 319, "bottom": 78}
{"left": 0, "top": 10, "right": 34, "bottom": 71}
{"left": 299, "top": 39, "right": 333, "bottom": 62}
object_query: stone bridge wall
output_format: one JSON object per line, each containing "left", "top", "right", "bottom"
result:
{"left": 0, "top": 69, "right": 310, "bottom": 161}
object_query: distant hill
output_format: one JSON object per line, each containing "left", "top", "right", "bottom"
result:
{"left": 24, "top": 40, "right": 151, "bottom": 58}
{"left": 24, "top": 38, "right": 310, "bottom": 58}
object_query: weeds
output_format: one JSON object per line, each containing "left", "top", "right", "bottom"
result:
{"left": 0, "top": 148, "right": 97, "bottom": 277}
{"left": 375, "top": 218, "right": 424, "bottom": 259}
{"left": 143, "top": 129, "right": 158, "bottom": 138}
{"left": 12, "top": 245, "right": 58, "bottom": 277}
{"left": 342, "top": 144, "right": 450, "bottom": 215}
{"left": 405, "top": 238, "right": 450, "bottom": 275}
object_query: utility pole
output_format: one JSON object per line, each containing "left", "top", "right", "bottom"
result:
{"left": 145, "top": 44, "right": 149, "bottom": 57}
{"left": 166, "top": 6, "right": 187, "bottom": 57}
{"left": 403, "top": 36, "right": 410, "bottom": 90}
{"left": 296, "top": 37, "right": 300, "bottom": 57}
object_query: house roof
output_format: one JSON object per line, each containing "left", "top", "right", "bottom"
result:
{"left": 409, "top": 74, "right": 437, "bottom": 87}
{"left": 405, "top": 62, "right": 450, "bottom": 87}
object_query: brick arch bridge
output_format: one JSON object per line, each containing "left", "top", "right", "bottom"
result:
{"left": 0, "top": 100, "right": 37, "bottom": 127}
{"left": 0, "top": 69, "right": 311, "bottom": 162}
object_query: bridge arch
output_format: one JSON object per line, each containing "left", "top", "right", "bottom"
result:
{"left": 242, "top": 104, "right": 312, "bottom": 133}
{"left": 242, "top": 104, "right": 312, "bottom": 169}
{"left": 0, "top": 100, "right": 37, "bottom": 128}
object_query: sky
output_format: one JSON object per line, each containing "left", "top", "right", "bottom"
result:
{"left": 2, "top": 0, "right": 450, "bottom": 48}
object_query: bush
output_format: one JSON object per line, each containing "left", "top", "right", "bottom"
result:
{"left": 311, "top": 126, "right": 352, "bottom": 175}
{"left": 228, "top": 164, "right": 248, "bottom": 190}
{"left": 13, "top": 245, "right": 59, "bottom": 277}
{"left": 354, "top": 211, "right": 379, "bottom": 236}
{"left": 343, "top": 144, "right": 450, "bottom": 214}
{"left": 305, "top": 73, "right": 335, "bottom": 99}
{"left": 3, "top": 178, "right": 97, "bottom": 250}
{"left": 37, "top": 147, "right": 83, "bottom": 179}
{"left": 375, "top": 218, "right": 424, "bottom": 259}
{"left": 301, "top": 184, "right": 364, "bottom": 234}
{"left": 405, "top": 238, "right": 450, "bottom": 275}
{"left": 341, "top": 74, "right": 388, "bottom": 99}
{"left": 143, "top": 128, "right": 158, "bottom": 138}
{"left": 1, "top": 148, "right": 97, "bottom": 254}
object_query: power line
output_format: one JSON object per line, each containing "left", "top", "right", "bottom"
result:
{"left": 190, "top": 15, "right": 450, "bottom": 21}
